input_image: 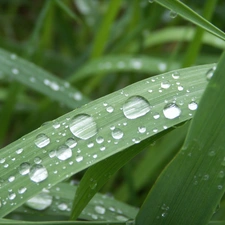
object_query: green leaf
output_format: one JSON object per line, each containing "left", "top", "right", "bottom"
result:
{"left": 0, "top": 48, "right": 88, "bottom": 108}
{"left": 154, "top": 0, "right": 225, "bottom": 41}
{"left": 135, "top": 52, "right": 225, "bottom": 224}
{"left": 0, "top": 63, "right": 214, "bottom": 217}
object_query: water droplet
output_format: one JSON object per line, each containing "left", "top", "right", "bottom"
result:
{"left": 8, "top": 192, "right": 16, "bottom": 200}
{"left": 73, "top": 92, "right": 83, "bottom": 101}
{"left": 171, "top": 71, "right": 180, "bottom": 79}
{"left": 203, "top": 174, "right": 209, "bottom": 180}
{"left": 34, "top": 157, "right": 42, "bottom": 164}
{"left": 100, "top": 146, "right": 106, "bottom": 151}
{"left": 94, "top": 205, "right": 106, "bottom": 214}
{"left": 56, "top": 145, "right": 72, "bottom": 161}
{"left": 206, "top": 66, "right": 216, "bottom": 80}
{"left": 132, "top": 60, "right": 142, "bottom": 69}
{"left": 106, "top": 106, "right": 114, "bottom": 113}
{"left": 18, "top": 187, "right": 27, "bottom": 194}
{"left": 87, "top": 142, "right": 94, "bottom": 148}
{"left": 35, "top": 134, "right": 50, "bottom": 148}
{"left": 76, "top": 155, "right": 83, "bottom": 162}
{"left": 161, "top": 81, "right": 171, "bottom": 89}
{"left": 8, "top": 176, "right": 15, "bottom": 182}
{"left": 111, "top": 128, "right": 124, "bottom": 140}
{"left": 29, "top": 164, "right": 48, "bottom": 183}
{"left": 96, "top": 136, "right": 104, "bottom": 144}
{"left": 52, "top": 121, "right": 60, "bottom": 129}
{"left": 163, "top": 103, "right": 181, "bottom": 119}
{"left": 12, "top": 68, "right": 19, "bottom": 75}
{"left": 188, "top": 101, "right": 198, "bottom": 110}
{"left": 69, "top": 114, "right": 97, "bottom": 140}
{"left": 0, "top": 158, "right": 5, "bottom": 164}
{"left": 170, "top": 10, "right": 177, "bottom": 18}
{"left": 158, "top": 62, "right": 167, "bottom": 72}
{"left": 65, "top": 138, "right": 77, "bottom": 148}
{"left": 90, "top": 179, "right": 97, "bottom": 189}
{"left": 16, "top": 148, "right": 23, "bottom": 154}
{"left": 26, "top": 191, "right": 52, "bottom": 210}
{"left": 177, "top": 86, "right": 184, "bottom": 91}
{"left": 138, "top": 126, "right": 146, "bottom": 134}
{"left": 153, "top": 112, "right": 160, "bottom": 119}
{"left": 123, "top": 96, "right": 151, "bottom": 119}
{"left": 218, "top": 171, "right": 224, "bottom": 178}
{"left": 19, "top": 162, "right": 31, "bottom": 175}
{"left": 49, "top": 150, "right": 56, "bottom": 158}
{"left": 218, "top": 185, "right": 223, "bottom": 190}
{"left": 116, "top": 215, "right": 128, "bottom": 222}
{"left": 58, "top": 202, "right": 68, "bottom": 211}
{"left": 162, "top": 212, "right": 168, "bottom": 217}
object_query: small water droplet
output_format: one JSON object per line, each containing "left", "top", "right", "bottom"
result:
{"left": 218, "top": 185, "right": 223, "bottom": 190}
{"left": 12, "top": 68, "right": 19, "bottom": 75}
{"left": 153, "top": 112, "right": 160, "bottom": 119}
{"left": 161, "top": 81, "right": 171, "bottom": 89}
{"left": 76, "top": 155, "right": 83, "bottom": 162}
{"left": 18, "top": 187, "right": 27, "bottom": 194}
{"left": 58, "top": 202, "right": 68, "bottom": 211}
{"left": 8, "top": 192, "right": 16, "bottom": 200}
{"left": 170, "top": 10, "right": 177, "bottom": 18}
{"left": 206, "top": 66, "right": 216, "bottom": 80}
{"left": 163, "top": 103, "right": 181, "bottom": 119}
{"left": 65, "top": 138, "right": 77, "bottom": 148}
{"left": 69, "top": 114, "right": 97, "bottom": 140}
{"left": 56, "top": 145, "right": 72, "bottom": 161}
{"left": 203, "top": 174, "right": 209, "bottom": 180}
{"left": 138, "top": 126, "right": 146, "bottom": 134}
{"left": 96, "top": 136, "right": 104, "bottom": 144}
{"left": 49, "top": 150, "right": 56, "bottom": 158}
{"left": 35, "top": 134, "right": 50, "bottom": 148}
{"left": 132, "top": 60, "right": 142, "bottom": 69}
{"left": 26, "top": 191, "right": 52, "bottom": 210}
{"left": 87, "top": 142, "right": 94, "bottom": 148}
{"left": 16, "top": 148, "right": 23, "bottom": 154}
{"left": 52, "top": 121, "right": 60, "bottom": 129}
{"left": 123, "top": 96, "right": 151, "bottom": 119}
{"left": 111, "top": 128, "right": 124, "bottom": 140}
{"left": 218, "top": 171, "right": 224, "bottom": 178}
{"left": 0, "top": 158, "right": 5, "bottom": 164}
{"left": 162, "top": 212, "right": 168, "bottom": 217}
{"left": 177, "top": 85, "right": 184, "bottom": 91}
{"left": 29, "top": 164, "right": 48, "bottom": 183}
{"left": 19, "top": 162, "right": 31, "bottom": 175}
{"left": 95, "top": 205, "right": 106, "bottom": 214}
{"left": 188, "top": 101, "right": 198, "bottom": 110}
{"left": 116, "top": 215, "right": 128, "bottom": 222}
{"left": 90, "top": 179, "right": 97, "bottom": 189}
{"left": 34, "top": 157, "right": 42, "bottom": 164}
{"left": 106, "top": 106, "right": 114, "bottom": 113}
{"left": 171, "top": 71, "right": 180, "bottom": 79}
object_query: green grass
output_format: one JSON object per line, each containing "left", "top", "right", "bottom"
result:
{"left": 0, "top": 0, "right": 225, "bottom": 224}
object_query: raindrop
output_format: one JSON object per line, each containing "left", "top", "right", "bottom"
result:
{"left": 65, "top": 138, "right": 77, "bottom": 148}
{"left": 73, "top": 92, "right": 83, "bottom": 101}
{"left": 188, "top": 101, "right": 198, "bottom": 111}
{"left": 138, "top": 126, "right": 146, "bottom": 134}
{"left": 123, "top": 96, "right": 151, "bottom": 119}
{"left": 153, "top": 112, "right": 160, "bottom": 119}
{"left": 19, "top": 162, "right": 31, "bottom": 175}
{"left": 106, "top": 106, "right": 114, "bottom": 113}
{"left": 18, "top": 187, "right": 27, "bottom": 194}
{"left": 162, "top": 212, "right": 168, "bottom": 217}
{"left": 0, "top": 158, "right": 5, "bottom": 164}
{"left": 8, "top": 176, "right": 15, "bottom": 182}
{"left": 29, "top": 164, "right": 48, "bottom": 183}
{"left": 34, "top": 157, "right": 42, "bottom": 164}
{"left": 76, "top": 155, "right": 83, "bottom": 162}
{"left": 12, "top": 68, "right": 19, "bottom": 75}
{"left": 49, "top": 150, "right": 56, "bottom": 158}
{"left": 56, "top": 145, "right": 72, "bottom": 161}
{"left": 170, "top": 10, "right": 177, "bottom": 18}
{"left": 163, "top": 103, "right": 181, "bottom": 119}
{"left": 16, "top": 148, "right": 23, "bottom": 154}
{"left": 69, "top": 114, "right": 97, "bottom": 140}
{"left": 95, "top": 205, "right": 106, "bottom": 214}
{"left": 177, "top": 86, "right": 184, "bottom": 91}
{"left": 8, "top": 192, "right": 16, "bottom": 200}
{"left": 100, "top": 146, "right": 106, "bottom": 151}
{"left": 112, "top": 128, "right": 124, "bottom": 140}
{"left": 26, "top": 191, "right": 52, "bottom": 210}
{"left": 171, "top": 71, "right": 180, "bottom": 79}
{"left": 116, "top": 215, "right": 128, "bottom": 222}
{"left": 58, "top": 203, "right": 68, "bottom": 211}
{"left": 96, "top": 136, "right": 104, "bottom": 144}
{"left": 35, "top": 134, "right": 50, "bottom": 148}
{"left": 218, "top": 171, "right": 224, "bottom": 178}
{"left": 206, "top": 66, "right": 216, "bottom": 80}
{"left": 218, "top": 185, "right": 223, "bottom": 190}
{"left": 52, "top": 121, "right": 60, "bottom": 129}
{"left": 132, "top": 60, "right": 142, "bottom": 69}
{"left": 161, "top": 81, "right": 171, "bottom": 89}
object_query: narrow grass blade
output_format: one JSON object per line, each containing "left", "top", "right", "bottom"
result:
{"left": 0, "top": 48, "right": 88, "bottom": 108}
{"left": 135, "top": 52, "right": 225, "bottom": 224}
{"left": 154, "top": 0, "right": 225, "bottom": 41}
{"left": 0, "top": 64, "right": 214, "bottom": 217}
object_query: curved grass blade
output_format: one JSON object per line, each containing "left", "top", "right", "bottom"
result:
{"left": 154, "top": 0, "right": 225, "bottom": 41}
{"left": 69, "top": 55, "right": 179, "bottom": 82}
{"left": 144, "top": 27, "right": 225, "bottom": 50}
{"left": 135, "top": 52, "right": 225, "bottom": 224}
{"left": 0, "top": 64, "right": 214, "bottom": 217}
{"left": 0, "top": 48, "right": 88, "bottom": 109}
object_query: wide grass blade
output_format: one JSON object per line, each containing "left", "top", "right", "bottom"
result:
{"left": 154, "top": 0, "right": 225, "bottom": 41}
{"left": 0, "top": 64, "right": 214, "bottom": 217}
{"left": 0, "top": 48, "right": 88, "bottom": 108}
{"left": 135, "top": 52, "right": 225, "bottom": 224}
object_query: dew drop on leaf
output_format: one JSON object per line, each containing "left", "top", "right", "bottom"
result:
{"left": 138, "top": 126, "right": 146, "bottom": 134}
{"left": 76, "top": 155, "right": 83, "bottom": 162}
{"left": 16, "top": 148, "right": 23, "bottom": 154}
{"left": 171, "top": 71, "right": 180, "bottom": 79}
{"left": 170, "top": 10, "right": 177, "bottom": 18}
{"left": 26, "top": 190, "right": 52, "bottom": 210}
{"left": 8, "top": 192, "right": 16, "bottom": 200}
{"left": 19, "top": 162, "right": 31, "bottom": 175}
{"left": 69, "top": 114, "right": 97, "bottom": 140}
{"left": 163, "top": 103, "right": 181, "bottom": 119}
{"left": 106, "top": 106, "right": 114, "bottom": 113}
{"left": 65, "top": 138, "right": 77, "bottom": 148}
{"left": 161, "top": 81, "right": 171, "bottom": 89}
{"left": 35, "top": 134, "right": 50, "bottom": 148}
{"left": 56, "top": 145, "right": 72, "bottom": 161}
{"left": 29, "top": 164, "right": 48, "bottom": 183}
{"left": 96, "top": 136, "right": 104, "bottom": 144}
{"left": 116, "top": 215, "right": 128, "bottom": 221}
{"left": 18, "top": 187, "right": 27, "bottom": 194}
{"left": 188, "top": 101, "right": 198, "bottom": 110}
{"left": 94, "top": 205, "right": 106, "bottom": 214}
{"left": 206, "top": 66, "right": 216, "bottom": 80}
{"left": 111, "top": 128, "right": 124, "bottom": 140}
{"left": 123, "top": 96, "right": 151, "bottom": 119}
{"left": 58, "top": 202, "right": 68, "bottom": 211}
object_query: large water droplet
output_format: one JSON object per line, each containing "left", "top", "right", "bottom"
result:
{"left": 112, "top": 128, "right": 124, "bottom": 140}
{"left": 35, "top": 134, "right": 50, "bottom": 148}
{"left": 56, "top": 145, "right": 72, "bottom": 161}
{"left": 163, "top": 103, "right": 181, "bottom": 119}
{"left": 26, "top": 190, "right": 52, "bottom": 210}
{"left": 123, "top": 96, "right": 151, "bottom": 119}
{"left": 29, "top": 164, "right": 48, "bottom": 183}
{"left": 69, "top": 114, "right": 97, "bottom": 140}
{"left": 94, "top": 205, "right": 106, "bottom": 214}
{"left": 19, "top": 162, "right": 31, "bottom": 175}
